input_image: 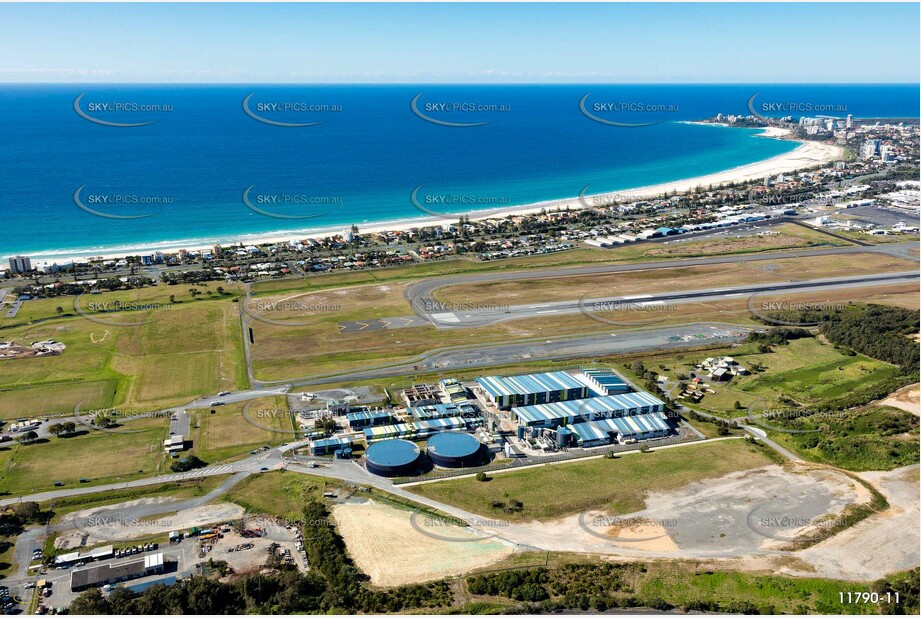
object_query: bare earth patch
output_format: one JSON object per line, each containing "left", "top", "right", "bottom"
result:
{"left": 332, "top": 500, "right": 514, "bottom": 586}
{"left": 793, "top": 464, "right": 920, "bottom": 581}
{"left": 878, "top": 383, "right": 920, "bottom": 416}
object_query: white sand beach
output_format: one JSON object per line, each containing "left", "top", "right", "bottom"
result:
{"left": 29, "top": 129, "right": 845, "bottom": 262}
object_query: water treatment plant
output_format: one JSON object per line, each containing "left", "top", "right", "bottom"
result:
{"left": 299, "top": 366, "right": 683, "bottom": 478}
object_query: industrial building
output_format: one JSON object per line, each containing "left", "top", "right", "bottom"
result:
{"left": 55, "top": 545, "right": 114, "bottom": 567}
{"left": 566, "top": 414, "right": 670, "bottom": 447}
{"left": 476, "top": 371, "right": 588, "bottom": 410}
{"left": 426, "top": 431, "right": 484, "bottom": 468}
{"left": 408, "top": 403, "right": 463, "bottom": 420}
{"left": 364, "top": 439, "right": 422, "bottom": 477}
{"left": 309, "top": 435, "right": 353, "bottom": 456}
{"left": 71, "top": 553, "right": 168, "bottom": 592}
{"left": 345, "top": 409, "right": 395, "bottom": 430}
{"left": 579, "top": 369, "right": 631, "bottom": 395}
{"left": 512, "top": 392, "right": 666, "bottom": 428}
{"left": 363, "top": 416, "right": 465, "bottom": 442}
{"left": 163, "top": 434, "right": 186, "bottom": 454}
{"left": 401, "top": 384, "right": 440, "bottom": 407}
{"left": 438, "top": 378, "right": 469, "bottom": 404}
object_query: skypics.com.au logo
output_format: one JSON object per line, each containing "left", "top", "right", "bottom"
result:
{"left": 410, "top": 93, "right": 509, "bottom": 127}
{"left": 242, "top": 93, "right": 342, "bottom": 127}
{"left": 74, "top": 93, "right": 173, "bottom": 127}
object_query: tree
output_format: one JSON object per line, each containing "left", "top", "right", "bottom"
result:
{"left": 475, "top": 471, "right": 489, "bottom": 482}
{"left": 17, "top": 430, "right": 38, "bottom": 444}
{"left": 10, "top": 501, "right": 40, "bottom": 522}
{"left": 47, "top": 423, "right": 65, "bottom": 438}
{"left": 171, "top": 455, "right": 206, "bottom": 472}
{"left": 69, "top": 589, "right": 112, "bottom": 614}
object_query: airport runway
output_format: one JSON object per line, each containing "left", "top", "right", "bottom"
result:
{"left": 403, "top": 241, "right": 918, "bottom": 319}
{"left": 293, "top": 322, "right": 753, "bottom": 387}
{"left": 340, "top": 270, "right": 919, "bottom": 330}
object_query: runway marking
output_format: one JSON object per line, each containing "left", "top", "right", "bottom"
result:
{"left": 623, "top": 294, "right": 652, "bottom": 299}
{"left": 431, "top": 312, "right": 460, "bottom": 323}
{"left": 536, "top": 310, "right": 558, "bottom": 314}
{"left": 638, "top": 300, "right": 665, "bottom": 306}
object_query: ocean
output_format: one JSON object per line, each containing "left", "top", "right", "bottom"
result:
{"left": 0, "top": 84, "right": 917, "bottom": 259}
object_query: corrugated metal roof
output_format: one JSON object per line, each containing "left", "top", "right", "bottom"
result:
{"left": 346, "top": 410, "right": 393, "bottom": 422}
{"left": 568, "top": 421, "right": 608, "bottom": 443}
{"left": 512, "top": 392, "right": 664, "bottom": 424}
{"left": 363, "top": 417, "right": 465, "bottom": 440}
{"left": 409, "top": 403, "right": 462, "bottom": 419}
{"left": 311, "top": 436, "right": 353, "bottom": 449}
{"left": 570, "top": 413, "right": 669, "bottom": 442}
{"left": 476, "top": 371, "right": 585, "bottom": 398}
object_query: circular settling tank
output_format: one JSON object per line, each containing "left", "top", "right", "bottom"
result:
{"left": 364, "top": 438, "right": 422, "bottom": 477}
{"left": 426, "top": 431, "right": 484, "bottom": 468}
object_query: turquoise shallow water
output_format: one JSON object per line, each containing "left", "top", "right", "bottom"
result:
{"left": 0, "top": 84, "right": 916, "bottom": 258}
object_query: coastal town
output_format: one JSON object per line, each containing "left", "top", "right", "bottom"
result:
{"left": 2, "top": 118, "right": 918, "bottom": 296}
{"left": 1, "top": 2, "right": 919, "bottom": 616}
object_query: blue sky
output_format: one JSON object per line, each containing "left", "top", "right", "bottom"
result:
{"left": 1, "top": 2, "right": 918, "bottom": 83}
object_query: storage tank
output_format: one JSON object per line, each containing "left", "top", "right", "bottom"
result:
{"left": 364, "top": 439, "right": 421, "bottom": 477}
{"left": 426, "top": 431, "right": 484, "bottom": 468}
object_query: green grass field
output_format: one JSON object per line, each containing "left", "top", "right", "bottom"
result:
{"left": 189, "top": 396, "right": 293, "bottom": 463}
{"left": 0, "top": 283, "right": 247, "bottom": 419}
{"left": 407, "top": 439, "right": 772, "bottom": 521}
{"left": 221, "top": 470, "right": 334, "bottom": 520}
{"left": 246, "top": 247, "right": 915, "bottom": 382}
{"left": 620, "top": 337, "right": 903, "bottom": 416}
{"left": 0, "top": 416, "right": 167, "bottom": 495}
{"left": 44, "top": 475, "right": 229, "bottom": 522}
{"left": 630, "top": 562, "right": 882, "bottom": 614}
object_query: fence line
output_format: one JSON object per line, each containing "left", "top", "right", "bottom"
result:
{"left": 392, "top": 433, "right": 703, "bottom": 484}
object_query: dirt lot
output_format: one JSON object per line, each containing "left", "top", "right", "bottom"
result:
{"left": 442, "top": 462, "right": 916, "bottom": 582}
{"left": 207, "top": 525, "right": 305, "bottom": 574}
{"left": 878, "top": 383, "right": 920, "bottom": 416}
{"left": 795, "top": 465, "right": 920, "bottom": 581}
{"left": 332, "top": 500, "right": 515, "bottom": 586}
{"left": 66, "top": 500, "right": 245, "bottom": 544}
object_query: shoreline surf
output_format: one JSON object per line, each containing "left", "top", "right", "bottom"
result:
{"left": 14, "top": 128, "right": 843, "bottom": 263}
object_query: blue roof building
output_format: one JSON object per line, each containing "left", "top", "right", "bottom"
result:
{"left": 476, "top": 371, "right": 588, "bottom": 409}
{"left": 512, "top": 392, "right": 665, "bottom": 428}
